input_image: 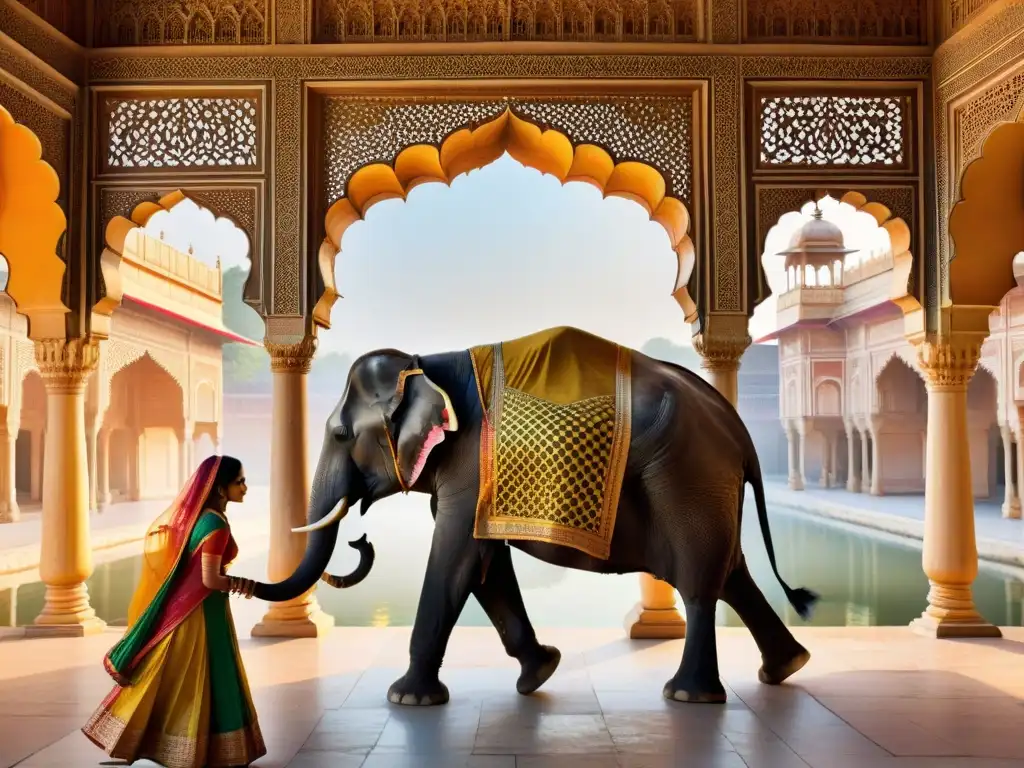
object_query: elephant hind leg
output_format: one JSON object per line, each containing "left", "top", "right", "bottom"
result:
{"left": 720, "top": 560, "right": 810, "bottom": 685}
{"left": 472, "top": 543, "right": 561, "bottom": 695}
{"left": 663, "top": 598, "right": 727, "bottom": 704}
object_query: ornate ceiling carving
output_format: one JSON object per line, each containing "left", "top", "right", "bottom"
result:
{"left": 93, "top": 0, "right": 269, "bottom": 47}
{"left": 312, "top": 0, "right": 701, "bottom": 42}
{"left": 14, "top": 0, "right": 86, "bottom": 43}
{"left": 743, "top": 0, "right": 926, "bottom": 45}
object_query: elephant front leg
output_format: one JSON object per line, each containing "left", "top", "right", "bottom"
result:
{"left": 473, "top": 543, "right": 561, "bottom": 695}
{"left": 664, "top": 599, "right": 727, "bottom": 704}
{"left": 389, "top": 509, "right": 479, "bottom": 707}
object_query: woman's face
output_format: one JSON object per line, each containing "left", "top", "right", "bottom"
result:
{"left": 225, "top": 466, "right": 248, "bottom": 504}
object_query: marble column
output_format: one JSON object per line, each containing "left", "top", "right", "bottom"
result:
{"left": 1015, "top": 428, "right": 1024, "bottom": 520}
{"left": 28, "top": 338, "right": 105, "bottom": 637}
{"left": 910, "top": 334, "right": 1000, "bottom": 639}
{"left": 870, "top": 423, "right": 883, "bottom": 496}
{"left": 786, "top": 421, "right": 804, "bottom": 490}
{"left": 829, "top": 431, "right": 840, "bottom": 488}
{"left": 97, "top": 428, "right": 110, "bottom": 507}
{"left": 86, "top": 421, "right": 98, "bottom": 512}
{"left": 1001, "top": 426, "right": 1020, "bottom": 519}
{"left": 860, "top": 427, "right": 872, "bottom": 494}
{"left": 845, "top": 422, "right": 860, "bottom": 492}
{"left": 0, "top": 419, "right": 19, "bottom": 523}
{"left": 30, "top": 426, "right": 43, "bottom": 502}
{"left": 179, "top": 421, "right": 194, "bottom": 486}
{"left": 252, "top": 335, "right": 334, "bottom": 638}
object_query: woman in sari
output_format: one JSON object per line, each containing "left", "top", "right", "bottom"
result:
{"left": 82, "top": 455, "right": 267, "bottom": 768}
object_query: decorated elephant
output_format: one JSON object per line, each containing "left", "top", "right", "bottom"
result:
{"left": 253, "top": 326, "right": 817, "bottom": 706}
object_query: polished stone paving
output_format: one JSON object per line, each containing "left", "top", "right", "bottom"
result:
{"left": 2, "top": 614, "right": 1024, "bottom": 767}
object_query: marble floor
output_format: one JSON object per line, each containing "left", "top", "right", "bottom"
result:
{"left": 2, "top": 617, "right": 1024, "bottom": 767}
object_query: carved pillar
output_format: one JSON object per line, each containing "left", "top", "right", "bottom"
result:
{"left": 180, "top": 420, "right": 194, "bottom": 485}
{"left": 127, "top": 429, "right": 141, "bottom": 501}
{"left": 830, "top": 430, "right": 840, "bottom": 487}
{"left": 797, "top": 419, "right": 808, "bottom": 489}
{"left": 0, "top": 417, "right": 19, "bottom": 523}
{"left": 86, "top": 420, "right": 98, "bottom": 512}
{"left": 28, "top": 339, "right": 105, "bottom": 637}
{"left": 252, "top": 335, "right": 334, "bottom": 638}
{"left": 819, "top": 431, "right": 831, "bottom": 488}
{"left": 910, "top": 334, "right": 1000, "bottom": 639}
{"left": 860, "top": 427, "right": 872, "bottom": 494}
{"left": 845, "top": 421, "right": 860, "bottom": 492}
{"left": 1001, "top": 426, "right": 1020, "bottom": 519}
{"left": 786, "top": 421, "right": 804, "bottom": 490}
{"left": 30, "top": 426, "right": 43, "bottom": 502}
{"left": 870, "top": 421, "right": 883, "bottom": 496}
{"left": 1016, "top": 428, "right": 1024, "bottom": 520}
{"left": 97, "top": 428, "right": 110, "bottom": 507}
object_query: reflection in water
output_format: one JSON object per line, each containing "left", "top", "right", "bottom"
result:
{"left": 4, "top": 496, "right": 1023, "bottom": 629}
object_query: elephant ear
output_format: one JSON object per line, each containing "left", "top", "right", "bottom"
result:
{"left": 387, "top": 360, "right": 458, "bottom": 489}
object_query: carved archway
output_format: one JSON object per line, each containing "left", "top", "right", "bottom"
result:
{"left": 100, "top": 189, "right": 263, "bottom": 339}
{"left": 948, "top": 121, "right": 1024, "bottom": 308}
{"left": 758, "top": 191, "right": 916, "bottom": 310}
{"left": 316, "top": 107, "right": 697, "bottom": 331}
{"left": 0, "top": 105, "right": 70, "bottom": 340}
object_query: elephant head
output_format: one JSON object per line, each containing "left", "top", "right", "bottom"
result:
{"left": 253, "top": 350, "right": 458, "bottom": 603}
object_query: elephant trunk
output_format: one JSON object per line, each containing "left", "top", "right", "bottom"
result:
{"left": 252, "top": 454, "right": 349, "bottom": 603}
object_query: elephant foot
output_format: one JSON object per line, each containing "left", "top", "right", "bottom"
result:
{"left": 516, "top": 644, "right": 561, "bottom": 695}
{"left": 758, "top": 646, "right": 811, "bottom": 686}
{"left": 387, "top": 672, "right": 450, "bottom": 706}
{"left": 662, "top": 677, "right": 727, "bottom": 704}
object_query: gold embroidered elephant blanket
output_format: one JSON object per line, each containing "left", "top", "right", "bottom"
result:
{"left": 469, "top": 326, "right": 632, "bottom": 560}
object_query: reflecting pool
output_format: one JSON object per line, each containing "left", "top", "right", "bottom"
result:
{"left": 3, "top": 496, "right": 1023, "bottom": 629}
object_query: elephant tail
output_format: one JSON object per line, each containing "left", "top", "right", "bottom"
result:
{"left": 746, "top": 461, "right": 820, "bottom": 620}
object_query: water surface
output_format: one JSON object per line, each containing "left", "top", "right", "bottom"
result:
{"left": 3, "top": 497, "right": 1022, "bottom": 629}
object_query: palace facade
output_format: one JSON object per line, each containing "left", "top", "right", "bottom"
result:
{"left": 0, "top": 226, "right": 247, "bottom": 523}
{"left": 2, "top": 0, "right": 1023, "bottom": 642}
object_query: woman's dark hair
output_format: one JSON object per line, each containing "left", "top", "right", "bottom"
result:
{"left": 204, "top": 456, "right": 243, "bottom": 505}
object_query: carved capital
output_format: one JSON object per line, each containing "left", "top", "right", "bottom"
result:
{"left": 265, "top": 335, "right": 317, "bottom": 375}
{"left": 692, "top": 332, "right": 751, "bottom": 373}
{"left": 914, "top": 337, "right": 983, "bottom": 392}
{"left": 34, "top": 338, "right": 100, "bottom": 394}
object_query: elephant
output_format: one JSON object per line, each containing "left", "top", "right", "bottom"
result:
{"left": 253, "top": 326, "right": 818, "bottom": 707}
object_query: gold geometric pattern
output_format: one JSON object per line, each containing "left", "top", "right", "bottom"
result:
{"left": 92, "top": 0, "right": 268, "bottom": 47}
{"left": 495, "top": 390, "right": 617, "bottom": 535}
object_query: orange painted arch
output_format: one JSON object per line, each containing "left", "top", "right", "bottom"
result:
{"left": 949, "top": 120, "right": 1024, "bottom": 309}
{"left": 0, "top": 105, "right": 69, "bottom": 340}
{"left": 316, "top": 108, "right": 698, "bottom": 329}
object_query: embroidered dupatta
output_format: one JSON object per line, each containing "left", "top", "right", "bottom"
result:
{"left": 103, "top": 456, "right": 225, "bottom": 686}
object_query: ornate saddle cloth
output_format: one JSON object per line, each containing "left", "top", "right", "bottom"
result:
{"left": 469, "top": 327, "right": 632, "bottom": 560}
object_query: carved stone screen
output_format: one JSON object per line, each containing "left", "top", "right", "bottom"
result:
{"left": 321, "top": 95, "right": 694, "bottom": 206}
{"left": 100, "top": 94, "right": 262, "bottom": 173}
{"left": 313, "top": 0, "right": 700, "bottom": 43}
{"left": 743, "top": 0, "right": 925, "bottom": 44}
{"left": 93, "top": 0, "right": 269, "bottom": 46}
{"left": 758, "top": 94, "right": 908, "bottom": 168}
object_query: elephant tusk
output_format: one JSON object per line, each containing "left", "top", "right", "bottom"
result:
{"left": 292, "top": 497, "right": 349, "bottom": 534}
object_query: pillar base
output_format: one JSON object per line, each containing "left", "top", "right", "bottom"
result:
{"left": 0, "top": 501, "right": 19, "bottom": 523}
{"left": 251, "top": 597, "right": 335, "bottom": 639}
{"left": 910, "top": 612, "right": 1002, "bottom": 639}
{"left": 788, "top": 477, "right": 804, "bottom": 491}
{"left": 28, "top": 584, "right": 106, "bottom": 637}
{"left": 1002, "top": 501, "right": 1021, "bottom": 520}
{"left": 846, "top": 479, "right": 860, "bottom": 493}
{"left": 910, "top": 582, "right": 1003, "bottom": 639}
{"left": 624, "top": 603, "right": 686, "bottom": 639}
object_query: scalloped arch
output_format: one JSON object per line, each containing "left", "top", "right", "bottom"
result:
{"left": 873, "top": 348, "right": 922, "bottom": 386}
{"left": 315, "top": 107, "right": 697, "bottom": 330}
{"left": 0, "top": 105, "right": 70, "bottom": 340}
{"left": 100, "top": 189, "right": 261, "bottom": 340}
{"left": 948, "top": 120, "right": 1024, "bottom": 308}
{"left": 760, "top": 190, "right": 920, "bottom": 319}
